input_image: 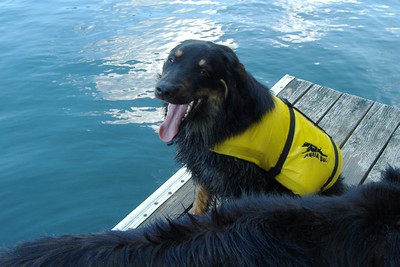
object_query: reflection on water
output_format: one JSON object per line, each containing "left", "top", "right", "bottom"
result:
{"left": 272, "top": 0, "right": 400, "bottom": 47}
{"left": 272, "top": 0, "right": 360, "bottom": 46}
{"left": 104, "top": 107, "right": 164, "bottom": 132}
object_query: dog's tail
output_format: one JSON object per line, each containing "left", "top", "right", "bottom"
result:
{"left": 0, "top": 212, "right": 261, "bottom": 267}
{"left": 0, "top": 230, "right": 148, "bottom": 267}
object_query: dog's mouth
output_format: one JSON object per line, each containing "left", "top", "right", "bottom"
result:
{"left": 158, "top": 99, "right": 203, "bottom": 142}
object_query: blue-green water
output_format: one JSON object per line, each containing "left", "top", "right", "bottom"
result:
{"left": 1, "top": 0, "right": 399, "bottom": 245}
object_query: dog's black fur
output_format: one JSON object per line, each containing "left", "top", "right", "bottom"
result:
{"left": 155, "top": 40, "right": 346, "bottom": 212}
{"left": 1, "top": 167, "right": 399, "bottom": 266}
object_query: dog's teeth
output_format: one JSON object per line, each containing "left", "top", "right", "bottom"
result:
{"left": 183, "top": 101, "right": 195, "bottom": 120}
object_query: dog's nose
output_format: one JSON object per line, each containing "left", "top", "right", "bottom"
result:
{"left": 155, "top": 85, "right": 171, "bottom": 100}
{"left": 155, "top": 81, "right": 177, "bottom": 101}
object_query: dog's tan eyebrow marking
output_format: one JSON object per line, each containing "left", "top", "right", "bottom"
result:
{"left": 199, "top": 59, "right": 206, "bottom": 67}
{"left": 175, "top": 49, "right": 184, "bottom": 57}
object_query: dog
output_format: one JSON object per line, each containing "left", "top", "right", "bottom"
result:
{"left": 155, "top": 40, "right": 346, "bottom": 213}
{"left": 1, "top": 167, "right": 399, "bottom": 266}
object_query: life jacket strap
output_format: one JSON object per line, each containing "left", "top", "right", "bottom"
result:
{"left": 265, "top": 98, "right": 295, "bottom": 177}
{"left": 321, "top": 136, "right": 340, "bottom": 191}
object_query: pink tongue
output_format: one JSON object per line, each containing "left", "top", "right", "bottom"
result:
{"left": 158, "top": 104, "right": 189, "bottom": 142}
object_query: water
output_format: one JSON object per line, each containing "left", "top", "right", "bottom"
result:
{"left": 0, "top": 0, "right": 399, "bottom": 245}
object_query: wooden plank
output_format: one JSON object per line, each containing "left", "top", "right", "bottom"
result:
{"left": 340, "top": 103, "right": 400, "bottom": 185}
{"left": 139, "top": 180, "right": 195, "bottom": 227}
{"left": 317, "top": 93, "right": 374, "bottom": 147}
{"left": 276, "top": 77, "right": 313, "bottom": 103}
{"left": 293, "top": 84, "right": 342, "bottom": 123}
{"left": 114, "top": 167, "right": 192, "bottom": 230}
{"left": 365, "top": 124, "right": 400, "bottom": 183}
{"left": 270, "top": 74, "right": 295, "bottom": 95}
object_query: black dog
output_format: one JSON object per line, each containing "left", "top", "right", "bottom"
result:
{"left": 1, "top": 168, "right": 399, "bottom": 266}
{"left": 155, "top": 40, "right": 346, "bottom": 213}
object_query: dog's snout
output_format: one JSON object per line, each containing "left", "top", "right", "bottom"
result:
{"left": 155, "top": 83, "right": 171, "bottom": 100}
{"left": 155, "top": 81, "right": 182, "bottom": 102}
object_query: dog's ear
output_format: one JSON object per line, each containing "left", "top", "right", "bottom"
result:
{"left": 218, "top": 45, "right": 243, "bottom": 71}
{"left": 217, "top": 44, "right": 247, "bottom": 89}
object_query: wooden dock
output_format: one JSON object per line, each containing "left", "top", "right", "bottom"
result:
{"left": 114, "top": 74, "right": 400, "bottom": 231}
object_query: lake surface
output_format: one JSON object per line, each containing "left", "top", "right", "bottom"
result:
{"left": 1, "top": 0, "right": 399, "bottom": 245}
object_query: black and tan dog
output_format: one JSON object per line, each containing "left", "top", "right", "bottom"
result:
{"left": 1, "top": 168, "right": 399, "bottom": 266}
{"left": 156, "top": 40, "right": 346, "bottom": 213}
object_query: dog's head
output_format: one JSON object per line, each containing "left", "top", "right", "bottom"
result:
{"left": 155, "top": 40, "right": 244, "bottom": 142}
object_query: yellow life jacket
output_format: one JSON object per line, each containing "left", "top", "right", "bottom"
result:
{"left": 211, "top": 96, "right": 342, "bottom": 196}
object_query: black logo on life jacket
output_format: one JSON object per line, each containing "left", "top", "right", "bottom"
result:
{"left": 302, "top": 142, "right": 328, "bottom": 163}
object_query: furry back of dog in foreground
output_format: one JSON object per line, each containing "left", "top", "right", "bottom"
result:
{"left": 155, "top": 40, "right": 346, "bottom": 213}
{"left": 1, "top": 167, "right": 399, "bottom": 267}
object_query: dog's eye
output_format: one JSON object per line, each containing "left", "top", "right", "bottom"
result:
{"left": 168, "top": 57, "right": 175, "bottom": 63}
{"left": 200, "top": 69, "right": 209, "bottom": 77}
